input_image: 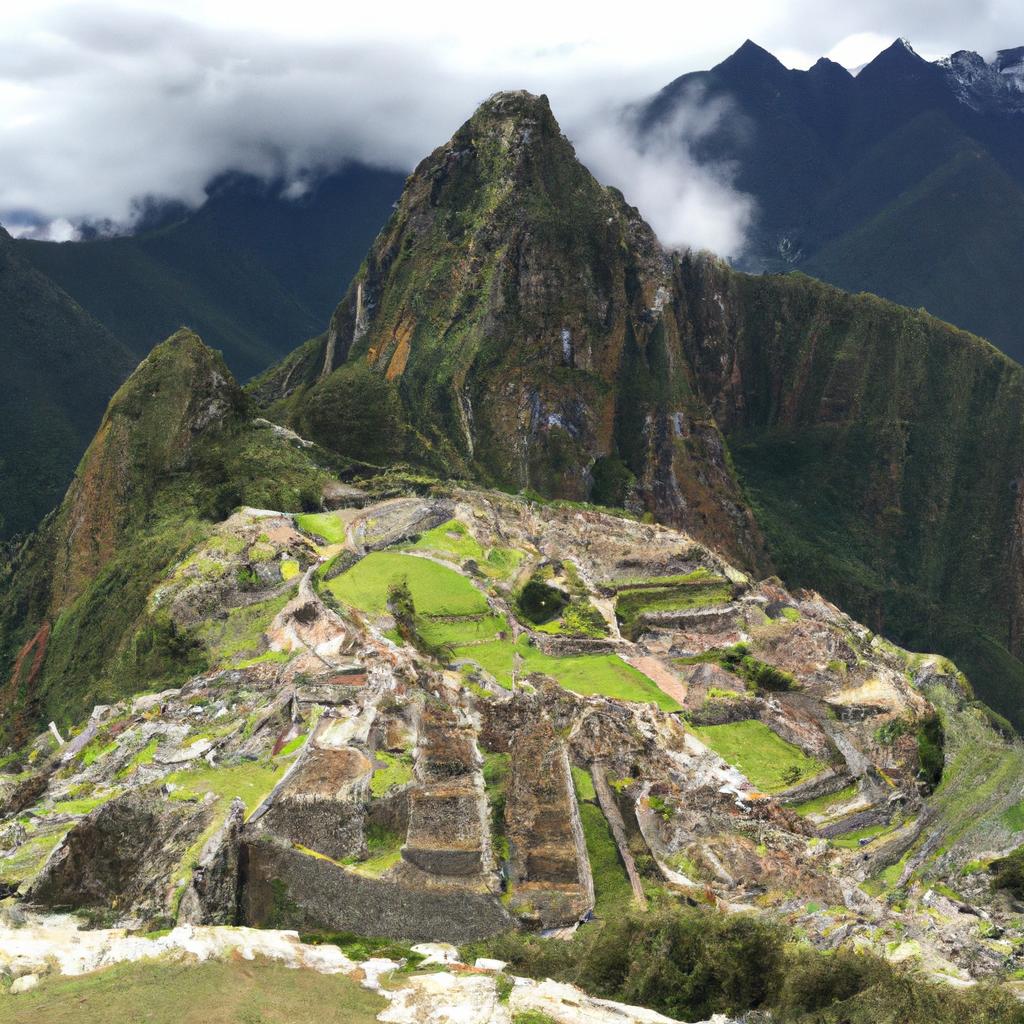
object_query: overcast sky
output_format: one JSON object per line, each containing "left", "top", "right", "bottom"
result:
{"left": 2, "top": 0, "right": 1022, "bottom": 253}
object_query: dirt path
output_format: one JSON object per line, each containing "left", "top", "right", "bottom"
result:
{"left": 626, "top": 655, "right": 687, "bottom": 707}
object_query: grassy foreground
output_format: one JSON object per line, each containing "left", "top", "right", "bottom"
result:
{"left": 0, "top": 958, "right": 386, "bottom": 1024}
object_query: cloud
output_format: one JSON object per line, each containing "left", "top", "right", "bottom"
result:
{"left": 575, "top": 88, "right": 756, "bottom": 257}
{"left": 2, "top": 1, "right": 1024, "bottom": 257}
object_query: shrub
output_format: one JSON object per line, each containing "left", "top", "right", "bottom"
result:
{"left": 463, "top": 906, "right": 1024, "bottom": 1024}
{"left": 516, "top": 579, "right": 569, "bottom": 625}
{"left": 298, "top": 362, "right": 406, "bottom": 464}
{"left": 916, "top": 713, "right": 945, "bottom": 791}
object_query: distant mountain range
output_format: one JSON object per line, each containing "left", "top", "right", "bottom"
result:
{"left": 11, "top": 164, "right": 405, "bottom": 380}
{"left": 0, "top": 228, "right": 134, "bottom": 538}
{"left": 638, "top": 38, "right": 1024, "bottom": 362}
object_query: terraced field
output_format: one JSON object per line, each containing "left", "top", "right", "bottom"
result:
{"left": 692, "top": 720, "right": 826, "bottom": 793}
{"left": 324, "top": 551, "right": 489, "bottom": 616}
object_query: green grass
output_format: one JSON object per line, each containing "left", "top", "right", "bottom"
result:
{"left": 235, "top": 650, "right": 292, "bottom": 669}
{"left": 0, "top": 828, "right": 71, "bottom": 884}
{"left": 47, "top": 793, "right": 114, "bottom": 816}
{"left": 451, "top": 636, "right": 680, "bottom": 709}
{"left": 615, "top": 578, "right": 733, "bottom": 636}
{"left": 830, "top": 823, "right": 894, "bottom": 850}
{"left": 579, "top": 802, "right": 634, "bottom": 916}
{"left": 117, "top": 737, "right": 160, "bottom": 779}
{"left": 404, "top": 519, "right": 484, "bottom": 560}
{"left": 295, "top": 511, "right": 348, "bottom": 545}
{"left": 0, "top": 956, "right": 387, "bottom": 1023}
{"left": 417, "top": 614, "right": 508, "bottom": 647}
{"left": 325, "top": 552, "right": 489, "bottom": 617}
{"left": 571, "top": 765, "right": 596, "bottom": 802}
{"left": 164, "top": 761, "right": 287, "bottom": 816}
{"left": 197, "top": 591, "right": 295, "bottom": 666}
{"left": 570, "top": 761, "right": 634, "bottom": 915}
{"left": 370, "top": 751, "right": 414, "bottom": 797}
{"left": 691, "top": 720, "right": 825, "bottom": 793}
{"left": 277, "top": 733, "right": 307, "bottom": 757}
{"left": 1002, "top": 799, "right": 1024, "bottom": 833}
{"left": 791, "top": 783, "right": 859, "bottom": 817}
{"left": 79, "top": 738, "right": 119, "bottom": 767}
{"left": 402, "top": 520, "right": 525, "bottom": 579}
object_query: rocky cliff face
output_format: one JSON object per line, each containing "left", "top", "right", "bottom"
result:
{"left": 675, "top": 259, "right": 1024, "bottom": 729}
{"left": 257, "top": 91, "right": 766, "bottom": 569}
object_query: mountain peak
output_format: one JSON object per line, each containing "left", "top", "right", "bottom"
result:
{"left": 714, "top": 39, "right": 787, "bottom": 76}
{"left": 49, "top": 328, "right": 244, "bottom": 609}
{"left": 807, "top": 56, "right": 854, "bottom": 81}
{"left": 472, "top": 89, "right": 553, "bottom": 121}
{"left": 859, "top": 36, "right": 931, "bottom": 77}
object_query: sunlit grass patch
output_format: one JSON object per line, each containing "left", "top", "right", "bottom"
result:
{"left": 325, "top": 551, "right": 489, "bottom": 617}
{"left": 295, "top": 511, "right": 348, "bottom": 545}
{"left": 403, "top": 519, "right": 523, "bottom": 578}
{"left": 691, "top": 720, "right": 825, "bottom": 792}
{"left": 451, "top": 636, "right": 680, "bottom": 710}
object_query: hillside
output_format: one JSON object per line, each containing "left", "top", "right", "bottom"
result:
{"left": 638, "top": 39, "right": 1024, "bottom": 363}
{"left": 0, "top": 228, "right": 134, "bottom": 540}
{"left": 254, "top": 91, "right": 1024, "bottom": 732}
{"left": 0, "top": 329, "right": 341, "bottom": 740}
{"left": 13, "top": 164, "right": 404, "bottom": 380}
{"left": 254, "top": 91, "right": 766, "bottom": 570}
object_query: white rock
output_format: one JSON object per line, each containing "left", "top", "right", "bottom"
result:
{"left": 378, "top": 972, "right": 511, "bottom": 1023}
{"left": 358, "top": 957, "right": 403, "bottom": 991}
{"left": 509, "top": 977, "right": 689, "bottom": 1023}
{"left": 10, "top": 973, "right": 39, "bottom": 994}
{"left": 411, "top": 942, "right": 462, "bottom": 966}
{"left": 473, "top": 957, "right": 508, "bottom": 972}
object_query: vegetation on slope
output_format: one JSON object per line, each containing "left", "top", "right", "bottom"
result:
{"left": 466, "top": 907, "right": 1022, "bottom": 1024}
{"left": 0, "top": 330, "right": 335, "bottom": 742}
{"left": 681, "top": 260, "right": 1024, "bottom": 729}
{"left": 0, "top": 230, "right": 133, "bottom": 540}
{"left": 15, "top": 164, "right": 404, "bottom": 380}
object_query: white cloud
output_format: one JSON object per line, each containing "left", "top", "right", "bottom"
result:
{"left": 1, "top": 1, "right": 1023, "bottom": 256}
{"left": 575, "top": 90, "right": 756, "bottom": 257}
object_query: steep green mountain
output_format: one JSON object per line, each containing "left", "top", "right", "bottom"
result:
{"left": 13, "top": 164, "right": 404, "bottom": 379}
{"left": 0, "top": 227, "right": 134, "bottom": 540}
{"left": 255, "top": 91, "right": 766, "bottom": 569}
{"left": 678, "top": 261, "right": 1024, "bottom": 729}
{"left": 0, "top": 329, "right": 336, "bottom": 742}
{"left": 639, "top": 39, "right": 1024, "bottom": 363}
{"left": 257, "top": 91, "right": 1024, "bottom": 730}
{"left": 803, "top": 143, "right": 1024, "bottom": 347}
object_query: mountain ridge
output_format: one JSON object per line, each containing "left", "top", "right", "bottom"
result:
{"left": 639, "top": 37, "right": 1024, "bottom": 363}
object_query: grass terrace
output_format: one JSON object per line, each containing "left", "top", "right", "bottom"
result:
{"left": 614, "top": 570, "right": 733, "bottom": 637}
{"left": 691, "top": 720, "right": 825, "bottom": 793}
{"left": 791, "top": 783, "right": 860, "bottom": 818}
{"left": 295, "top": 511, "right": 349, "bottom": 545}
{"left": 324, "top": 551, "right": 489, "bottom": 617}
{"left": 401, "top": 518, "right": 524, "bottom": 579}
{"left": 453, "top": 635, "right": 680, "bottom": 710}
